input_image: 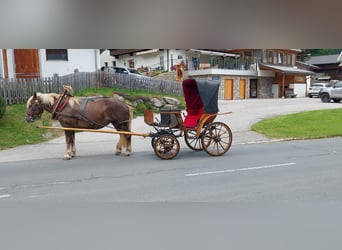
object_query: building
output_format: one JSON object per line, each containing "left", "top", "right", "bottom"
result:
{"left": 0, "top": 49, "right": 101, "bottom": 78}
{"left": 304, "top": 52, "right": 342, "bottom": 81}
{"left": 102, "top": 49, "right": 315, "bottom": 99}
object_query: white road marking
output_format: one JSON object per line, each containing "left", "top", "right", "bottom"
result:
{"left": 0, "top": 194, "right": 11, "bottom": 199}
{"left": 186, "top": 162, "right": 297, "bottom": 177}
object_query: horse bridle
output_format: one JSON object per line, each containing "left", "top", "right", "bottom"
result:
{"left": 26, "top": 99, "right": 44, "bottom": 122}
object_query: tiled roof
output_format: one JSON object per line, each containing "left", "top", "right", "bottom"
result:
{"left": 305, "top": 52, "right": 342, "bottom": 65}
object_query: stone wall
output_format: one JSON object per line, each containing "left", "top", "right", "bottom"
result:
{"left": 258, "top": 77, "right": 274, "bottom": 98}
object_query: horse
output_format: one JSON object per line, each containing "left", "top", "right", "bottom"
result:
{"left": 25, "top": 89, "right": 133, "bottom": 160}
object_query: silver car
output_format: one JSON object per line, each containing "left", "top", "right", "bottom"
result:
{"left": 319, "top": 81, "right": 342, "bottom": 103}
{"left": 308, "top": 83, "right": 330, "bottom": 97}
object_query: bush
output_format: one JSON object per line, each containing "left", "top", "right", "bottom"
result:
{"left": 0, "top": 96, "right": 6, "bottom": 120}
{"left": 135, "top": 102, "right": 147, "bottom": 114}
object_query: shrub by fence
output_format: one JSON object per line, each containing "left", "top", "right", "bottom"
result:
{"left": 0, "top": 96, "right": 5, "bottom": 119}
{"left": 0, "top": 71, "right": 183, "bottom": 105}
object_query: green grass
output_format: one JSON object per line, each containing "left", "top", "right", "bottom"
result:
{"left": 0, "top": 105, "right": 63, "bottom": 150}
{"left": 251, "top": 108, "right": 342, "bottom": 139}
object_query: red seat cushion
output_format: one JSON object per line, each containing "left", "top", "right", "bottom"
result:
{"left": 184, "top": 107, "right": 203, "bottom": 128}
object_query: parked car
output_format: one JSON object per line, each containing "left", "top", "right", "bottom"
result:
{"left": 308, "top": 82, "right": 331, "bottom": 97}
{"left": 101, "top": 66, "right": 145, "bottom": 77}
{"left": 319, "top": 81, "right": 342, "bottom": 103}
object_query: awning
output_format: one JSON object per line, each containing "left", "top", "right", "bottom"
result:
{"left": 259, "top": 63, "right": 315, "bottom": 75}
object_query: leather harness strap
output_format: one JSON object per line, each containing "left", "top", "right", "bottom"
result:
{"left": 51, "top": 90, "right": 70, "bottom": 119}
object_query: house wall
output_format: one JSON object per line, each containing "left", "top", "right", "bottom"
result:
{"left": 101, "top": 50, "right": 116, "bottom": 67}
{"left": 4, "top": 49, "right": 15, "bottom": 78}
{"left": 110, "top": 49, "right": 213, "bottom": 71}
{"left": 39, "top": 49, "right": 100, "bottom": 77}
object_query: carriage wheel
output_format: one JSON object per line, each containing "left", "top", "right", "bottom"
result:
{"left": 201, "top": 122, "right": 232, "bottom": 157}
{"left": 153, "top": 134, "right": 180, "bottom": 160}
{"left": 151, "top": 137, "right": 157, "bottom": 148}
{"left": 184, "top": 129, "right": 203, "bottom": 151}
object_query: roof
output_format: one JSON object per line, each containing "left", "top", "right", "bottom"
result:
{"left": 259, "top": 63, "right": 315, "bottom": 75}
{"left": 305, "top": 52, "right": 342, "bottom": 65}
{"left": 296, "top": 61, "right": 320, "bottom": 69}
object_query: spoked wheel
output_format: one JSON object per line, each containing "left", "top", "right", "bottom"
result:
{"left": 151, "top": 137, "right": 157, "bottom": 148}
{"left": 184, "top": 129, "right": 203, "bottom": 151}
{"left": 201, "top": 122, "right": 232, "bottom": 157}
{"left": 153, "top": 134, "right": 180, "bottom": 160}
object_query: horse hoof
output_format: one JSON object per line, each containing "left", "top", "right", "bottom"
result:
{"left": 115, "top": 151, "right": 122, "bottom": 155}
{"left": 64, "top": 154, "right": 72, "bottom": 160}
{"left": 124, "top": 152, "right": 131, "bottom": 156}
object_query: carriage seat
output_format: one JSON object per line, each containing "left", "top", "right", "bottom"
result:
{"left": 184, "top": 107, "right": 203, "bottom": 128}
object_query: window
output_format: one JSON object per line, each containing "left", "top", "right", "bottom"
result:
{"left": 46, "top": 49, "right": 68, "bottom": 60}
{"left": 128, "top": 59, "right": 134, "bottom": 68}
{"left": 268, "top": 50, "right": 273, "bottom": 63}
{"left": 283, "top": 53, "right": 288, "bottom": 65}
{"left": 160, "top": 56, "right": 164, "bottom": 68}
{"left": 263, "top": 49, "right": 268, "bottom": 63}
{"left": 254, "top": 50, "right": 261, "bottom": 64}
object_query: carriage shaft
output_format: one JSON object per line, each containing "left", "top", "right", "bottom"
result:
{"left": 37, "top": 125, "right": 150, "bottom": 137}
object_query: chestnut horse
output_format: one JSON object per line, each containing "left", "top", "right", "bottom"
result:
{"left": 26, "top": 91, "right": 132, "bottom": 160}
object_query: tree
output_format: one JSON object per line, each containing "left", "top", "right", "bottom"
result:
{"left": 304, "top": 49, "right": 341, "bottom": 57}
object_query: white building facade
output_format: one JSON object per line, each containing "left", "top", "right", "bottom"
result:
{"left": 0, "top": 49, "right": 101, "bottom": 78}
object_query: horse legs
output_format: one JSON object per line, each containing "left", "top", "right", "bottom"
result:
{"left": 115, "top": 134, "right": 132, "bottom": 156}
{"left": 71, "top": 131, "right": 76, "bottom": 156}
{"left": 64, "top": 130, "right": 76, "bottom": 160}
{"left": 114, "top": 108, "right": 132, "bottom": 156}
{"left": 124, "top": 134, "right": 132, "bottom": 156}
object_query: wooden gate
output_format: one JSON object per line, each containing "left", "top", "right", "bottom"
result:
{"left": 224, "top": 79, "right": 233, "bottom": 100}
{"left": 239, "top": 79, "right": 246, "bottom": 99}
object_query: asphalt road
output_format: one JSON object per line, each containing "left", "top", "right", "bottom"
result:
{"left": 1, "top": 137, "right": 342, "bottom": 201}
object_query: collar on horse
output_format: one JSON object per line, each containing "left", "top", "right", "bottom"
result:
{"left": 51, "top": 89, "right": 71, "bottom": 119}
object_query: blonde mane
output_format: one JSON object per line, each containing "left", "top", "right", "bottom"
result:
{"left": 27, "top": 92, "right": 81, "bottom": 108}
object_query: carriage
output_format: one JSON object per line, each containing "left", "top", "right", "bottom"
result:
{"left": 144, "top": 78, "right": 233, "bottom": 159}
{"left": 27, "top": 79, "right": 232, "bottom": 160}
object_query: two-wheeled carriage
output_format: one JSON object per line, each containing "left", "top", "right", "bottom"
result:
{"left": 144, "top": 78, "right": 232, "bottom": 159}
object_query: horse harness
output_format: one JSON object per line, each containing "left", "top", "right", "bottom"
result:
{"left": 53, "top": 92, "right": 129, "bottom": 128}
{"left": 51, "top": 90, "right": 71, "bottom": 120}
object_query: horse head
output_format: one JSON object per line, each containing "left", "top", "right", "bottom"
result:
{"left": 26, "top": 92, "right": 44, "bottom": 123}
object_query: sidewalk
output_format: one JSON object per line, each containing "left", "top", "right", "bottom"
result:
{"left": 0, "top": 97, "right": 340, "bottom": 163}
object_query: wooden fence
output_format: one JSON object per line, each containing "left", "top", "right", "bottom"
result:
{"left": 0, "top": 71, "right": 183, "bottom": 105}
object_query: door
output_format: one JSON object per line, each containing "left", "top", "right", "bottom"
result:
{"left": 224, "top": 79, "right": 233, "bottom": 100}
{"left": 14, "top": 49, "right": 40, "bottom": 78}
{"left": 250, "top": 79, "right": 257, "bottom": 98}
{"left": 239, "top": 79, "right": 246, "bottom": 99}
